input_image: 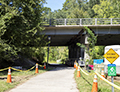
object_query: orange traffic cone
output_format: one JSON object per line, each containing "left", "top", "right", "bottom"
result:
{"left": 35, "top": 63, "right": 39, "bottom": 73}
{"left": 77, "top": 66, "right": 81, "bottom": 77}
{"left": 74, "top": 60, "right": 76, "bottom": 68}
{"left": 101, "top": 69, "right": 105, "bottom": 80}
{"left": 7, "top": 67, "right": 12, "bottom": 83}
{"left": 91, "top": 74, "right": 98, "bottom": 92}
{"left": 44, "top": 63, "right": 46, "bottom": 69}
{"left": 76, "top": 63, "right": 78, "bottom": 70}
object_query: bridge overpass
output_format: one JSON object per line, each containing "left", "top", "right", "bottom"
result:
{"left": 42, "top": 18, "right": 120, "bottom": 64}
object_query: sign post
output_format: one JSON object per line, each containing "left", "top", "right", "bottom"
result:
{"left": 104, "top": 48, "right": 118, "bottom": 92}
{"left": 108, "top": 64, "right": 116, "bottom": 92}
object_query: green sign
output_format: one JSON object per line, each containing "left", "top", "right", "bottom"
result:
{"left": 108, "top": 64, "right": 116, "bottom": 76}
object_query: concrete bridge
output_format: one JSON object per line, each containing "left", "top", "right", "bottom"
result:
{"left": 42, "top": 18, "right": 120, "bottom": 64}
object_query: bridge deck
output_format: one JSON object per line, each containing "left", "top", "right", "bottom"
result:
{"left": 42, "top": 18, "right": 120, "bottom": 46}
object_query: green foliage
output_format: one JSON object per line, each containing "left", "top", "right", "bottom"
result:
{"left": 92, "top": 0, "right": 120, "bottom": 18}
{"left": 93, "top": 0, "right": 114, "bottom": 18}
{"left": 44, "top": 0, "right": 120, "bottom": 19}
{"left": 77, "top": 27, "right": 105, "bottom": 64}
{"left": 43, "top": 46, "right": 68, "bottom": 63}
{"left": 77, "top": 27, "right": 97, "bottom": 64}
{"left": 0, "top": 0, "right": 46, "bottom": 66}
{"left": 84, "top": 26, "right": 97, "bottom": 48}
{"left": 87, "top": 0, "right": 100, "bottom": 18}
{"left": 93, "top": 46, "right": 105, "bottom": 59}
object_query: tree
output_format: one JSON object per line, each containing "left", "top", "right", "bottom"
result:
{"left": 62, "top": 0, "right": 77, "bottom": 11}
{"left": 0, "top": 0, "right": 46, "bottom": 66}
{"left": 43, "top": 46, "right": 68, "bottom": 63}
{"left": 87, "top": 0, "right": 100, "bottom": 18}
{"left": 92, "top": 0, "right": 114, "bottom": 18}
{"left": 53, "top": 9, "right": 67, "bottom": 18}
{"left": 92, "top": 0, "right": 120, "bottom": 18}
{"left": 94, "top": 46, "right": 105, "bottom": 59}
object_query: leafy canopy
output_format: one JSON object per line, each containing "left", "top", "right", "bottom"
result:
{"left": 0, "top": 0, "right": 46, "bottom": 65}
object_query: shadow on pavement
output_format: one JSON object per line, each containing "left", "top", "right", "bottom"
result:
{"left": 48, "top": 64, "right": 75, "bottom": 71}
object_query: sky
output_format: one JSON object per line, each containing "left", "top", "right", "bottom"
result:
{"left": 44, "top": 0, "right": 66, "bottom": 11}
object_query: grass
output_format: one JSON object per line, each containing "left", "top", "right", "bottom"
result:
{"left": 74, "top": 69, "right": 120, "bottom": 92}
{"left": 0, "top": 67, "right": 53, "bottom": 92}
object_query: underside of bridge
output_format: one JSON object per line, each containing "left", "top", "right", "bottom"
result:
{"left": 43, "top": 25, "right": 120, "bottom": 65}
{"left": 97, "top": 34, "right": 120, "bottom": 45}
{"left": 49, "top": 34, "right": 86, "bottom": 65}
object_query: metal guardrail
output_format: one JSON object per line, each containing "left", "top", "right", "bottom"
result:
{"left": 42, "top": 18, "right": 120, "bottom": 26}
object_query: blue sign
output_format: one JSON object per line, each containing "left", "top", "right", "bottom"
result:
{"left": 108, "top": 64, "right": 116, "bottom": 67}
{"left": 94, "top": 59, "right": 104, "bottom": 64}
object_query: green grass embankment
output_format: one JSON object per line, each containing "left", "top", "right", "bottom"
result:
{"left": 74, "top": 69, "right": 120, "bottom": 92}
{"left": 0, "top": 67, "right": 53, "bottom": 92}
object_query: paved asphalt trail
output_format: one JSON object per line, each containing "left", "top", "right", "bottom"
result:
{"left": 9, "top": 66, "right": 79, "bottom": 92}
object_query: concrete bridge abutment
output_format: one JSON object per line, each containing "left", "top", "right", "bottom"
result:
{"left": 68, "top": 34, "right": 90, "bottom": 65}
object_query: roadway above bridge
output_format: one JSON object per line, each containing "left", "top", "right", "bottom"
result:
{"left": 45, "top": 25, "right": 120, "bottom": 29}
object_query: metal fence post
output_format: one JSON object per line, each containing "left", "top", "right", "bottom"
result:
{"left": 95, "top": 18, "right": 97, "bottom": 25}
{"left": 49, "top": 19, "right": 51, "bottom": 26}
{"left": 80, "top": 19, "right": 82, "bottom": 25}
{"left": 111, "top": 18, "right": 113, "bottom": 25}
{"left": 65, "top": 19, "right": 67, "bottom": 25}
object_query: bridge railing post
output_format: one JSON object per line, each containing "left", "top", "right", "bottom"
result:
{"left": 65, "top": 19, "right": 67, "bottom": 25}
{"left": 95, "top": 18, "right": 97, "bottom": 25}
{"left": 80, "top": 19, "right": 82, "bottom": 25}
{"left": 49, "top": 19, "right": 51, "bottom": 26}
{"left": 111, "top": 18, "right": 113, "bottom": 25}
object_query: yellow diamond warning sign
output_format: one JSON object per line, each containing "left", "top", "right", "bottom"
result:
{"left": 104, "top": 48, "right": 119, "bottom": 64}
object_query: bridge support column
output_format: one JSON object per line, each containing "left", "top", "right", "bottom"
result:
{"left": 80, "top": 47, "right": 84, "bottom": 60}
{"left": 84, "top": 44, "right": 90, "bottom": 61}
{"left": 84, "top": 35, "right": 90, "bottom": 61}
{"left": 68, "top": 34, "right": 90, "bottom": 64}
{"left": 80, "top": 34, "right": 90, "bottom": 61}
